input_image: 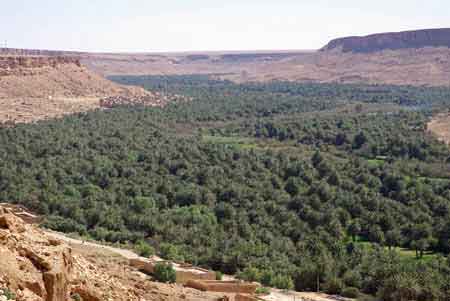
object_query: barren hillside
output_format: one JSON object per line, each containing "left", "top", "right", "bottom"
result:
{"left": 78, "top": 47, "right": 450, "bottom": 86}
{"left": 76, "top": 28, "right": 450, "bottom": 87}
{"left": 2, "top": 28, "right": 450, "bottom": 125}
{"left": 0, "top": 55, "right": 165, "bottom": 124}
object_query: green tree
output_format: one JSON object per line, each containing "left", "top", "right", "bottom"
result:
{"left": 153, "top": 262, "right": 176, "bottom": 283}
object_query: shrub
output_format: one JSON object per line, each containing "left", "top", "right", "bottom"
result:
{"left": 255, "top": 287, "right": 270, "bottom": 295}
{"left": 260, "top": 270, "right": 275, "bottom": 286}
{"left": 159, "top": 243, "right": 184, "bottom": 261}
{"left": 342, "top": 270, "right": 362, "bottom": 288}
{"left": 215, "top": 271, "right": 223, "bottom": 280}
{"left": 153, "top": 262, "right": 176, "bottom": 283}
{"left": 272, "top": 275, "right": 294, "bottom": 290}
{"left": 341, "top": 287, "right": 360, "bottom": 298}
{"left": 71, "top": 293, "right": 82, "bottom": 301}
{"left": 1, "top": 288, "right": 16, "bottom": 300}
{"left": 135, "top": 240, "right": 155, "bottom": 257}
{"left": 237, "top": 267, "right": 261, "bottom": 282}
{"left": 324, "top": 278, "right": 343, "bottom": 295}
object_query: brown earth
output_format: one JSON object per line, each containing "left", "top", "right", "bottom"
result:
{"left": 3, "top": 28, "right": 450, "bottom": 89}
{"left": 77, "top": 47, "right": 450, "bottom": 87}
{"left": 428, "top": 112, "right": 450, "bottom": 145}
{"left": 0, "top": 55, "right": 168, "bottom": 124}
{"left": 77, "top": 29, "right": 450, "bottom": 86}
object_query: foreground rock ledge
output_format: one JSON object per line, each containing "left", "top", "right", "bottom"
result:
{"left": 0, "top": 212, "right": 72, "bottom": 301}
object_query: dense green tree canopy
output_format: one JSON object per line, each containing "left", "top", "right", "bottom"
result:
{"left": 2, "top": 77, "right": 450, "bottom": 299}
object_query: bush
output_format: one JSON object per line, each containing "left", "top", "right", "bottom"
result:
{"left": 272, "top": 275, "right": 294, "bottom": 290}
{"left": 135, "top": 240, "right": 155, "bottom": 257}
{"left": 255, "top": 287, "right": 270, "bottom": 295}
{"left": 159, "top": 243, "right": 184, "bottom": 261}
{"left": 341, "top": 287, "right": 359, "bottom": 298}
{"left": 1, "top": 288, "right": 16, "bottom": 300}
{"left": 324, "top": 278, "right": 343, "bottom": 295}
{"left": 260, "top": 270, "right": 275, "bottom": 286}
{"left": 153, "top": 262, "right": 176, "bottom": 283}
{"left": 71, "top": 293, "right": 82, "bottom": 301}
{"left": 237, "top": 267, "right": 261, "bottom": 282}
{"left": 215, "top": 271, "right": 223, "bottom": 280}
{"left": 342, "top": 270, "right": 362, "bottom": 288}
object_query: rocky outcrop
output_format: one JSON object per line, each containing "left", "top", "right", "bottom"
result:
{"left": 0, "top": 212, "right": 72, "bottom": 301}
{"left": 0, "top": 56, "right": 81, "bottom": 76}
{"left": 0, "top": 48, "right": 83, "bottom": 57}
{"left": 321, "top": 28, "right": 450, "bottom": 53}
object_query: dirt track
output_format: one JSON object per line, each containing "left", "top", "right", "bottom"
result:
{"left": 261, "top": 290, "right": 350, "bottom": 301}
{"left": 45, "top": 230, "right": 141, "bottom": 260}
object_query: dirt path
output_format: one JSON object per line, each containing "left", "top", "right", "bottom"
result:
{"left": 45, "top": 230, "right": 142, "bottom": 260}
{"left": 261, "top": 289, "right": 349, "bottom": 301}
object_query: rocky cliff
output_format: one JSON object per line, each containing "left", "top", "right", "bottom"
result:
{"left": 0, "top": 48, "right": 83, "bottom": 57}
{"left": 0, "top": 53, "right": 172, "bottom": 124}
{"left": 0, "top": 56, "right": 81, "bottom": 76}
{"left": 321, "top": 28, "right": 450, "bottom": 53}
{"left": 0, "top": 209, "right": 74, "bottom": 301}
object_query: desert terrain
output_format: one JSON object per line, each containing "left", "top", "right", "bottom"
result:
{"left": 2, "top": 28, "right": 450, "bottom": 124}
{"left": 0, "top": 55, "right": 168, "bottom": 124}
{"left": 79, "top": 47, "right": 450, "bottom": 86}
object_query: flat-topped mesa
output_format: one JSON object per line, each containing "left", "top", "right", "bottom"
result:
{"left": 321, "top": 28, "right": 450, "bottom": 53}
{"left": 0, "top": 56, "right": 81, "bottom": 76}
{"left": 0, "top": 48, "right": 83, "bottom": 56}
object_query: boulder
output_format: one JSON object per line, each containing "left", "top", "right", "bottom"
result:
{"left": 0, "top": 210, "right": 73, "bottom": 301}
{"left": 71, "top": 285, "right": 101, "bottom": 301}
{"left": 0, "top": 213, "right": 26, "bottom": 233}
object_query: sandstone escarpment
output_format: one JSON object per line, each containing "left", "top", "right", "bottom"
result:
{"left": 321, "top": 28, "right": 450, "bottom": 53}
{"left": 0, "top": 48, "right": 83, "bottom": 57}
{"left": 0, "top": 55, "right": 122, "bottom": 98}
{"left": 0, "top": 53, "right": 174, "bottom": 124}
{"left": 0, "top": 56, "right": 81, "bottom": 76}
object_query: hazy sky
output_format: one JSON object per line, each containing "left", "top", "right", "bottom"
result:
{"left": 1, "top": 0, "right": 449, "bottom": 52}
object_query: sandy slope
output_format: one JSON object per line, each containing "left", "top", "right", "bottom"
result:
{"left": 0, "top": 58, "right": 164, "bottom": 124}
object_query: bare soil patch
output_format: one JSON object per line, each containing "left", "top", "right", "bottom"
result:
{"left": 428, "top": 113, "right": 450, "bottom": 145}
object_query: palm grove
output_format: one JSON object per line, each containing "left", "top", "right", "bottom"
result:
{"left": 1, "top": 78, "right": 450, "bottom": 300}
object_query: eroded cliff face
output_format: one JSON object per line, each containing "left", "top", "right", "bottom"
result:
{"left": 0, "top": 48, "right": 83, "bottom": 57}
{"left": 0, "top": 210, "right": 73, "bottom": 301}
{"left": 0, "top": 53, "right": 176, "bottom": 124}
{"left": 0, "top": 56, "right": 81, "bottom": 76}
{"left": 321, "top": 28, "right": 450, "bottom": 53}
